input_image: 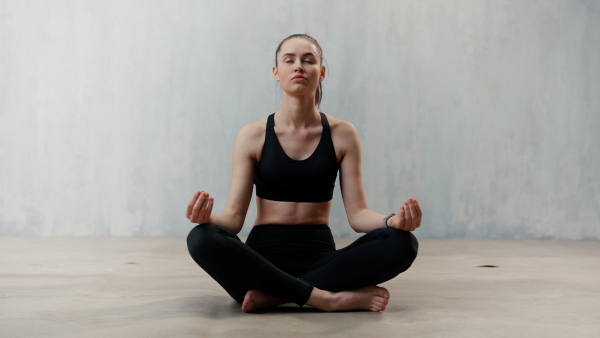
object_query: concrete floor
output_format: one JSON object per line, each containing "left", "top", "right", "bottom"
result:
{"left": 1, "top": 237, "right": 599, "bottom": 338}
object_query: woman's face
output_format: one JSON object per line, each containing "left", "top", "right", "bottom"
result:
{"left": 273, "top": 38, "right": 326, "bottom": 97}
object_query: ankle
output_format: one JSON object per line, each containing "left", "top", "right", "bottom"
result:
{"left": 307, "top": 288, "right": 338, "bottom": 312}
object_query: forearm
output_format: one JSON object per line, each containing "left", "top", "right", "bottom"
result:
{"left": 210, "top": 210, "right": 245, "bottom": 234}
{"left": 348, "top": 208, "right": 387, "bottom": 233}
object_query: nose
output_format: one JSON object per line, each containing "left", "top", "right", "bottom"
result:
{"left": 293, "top": 60, "right": 304, "bottom": 73}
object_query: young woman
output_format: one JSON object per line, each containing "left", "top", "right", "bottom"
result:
{"left": 186, "top": 34, "right": 422, "bottom": 313}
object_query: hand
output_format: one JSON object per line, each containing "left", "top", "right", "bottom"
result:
{"left": 390, "top": 198, "right": 422, "bottom": 231}
{"left": 186, "top": 191, "right": 214, "bottom": 224}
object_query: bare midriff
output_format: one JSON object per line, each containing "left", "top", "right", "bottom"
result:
{"left": 253, "top": 197, "right": 332, "bottom": 226}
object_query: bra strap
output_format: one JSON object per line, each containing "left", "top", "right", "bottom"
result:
{"left": 266, "top": 113, "right": 275, "bottom": 131}
{"left": 319, "top": 112, "right": 330, "bottom": 130}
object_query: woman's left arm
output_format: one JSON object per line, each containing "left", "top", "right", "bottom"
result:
{"left": 336, "top": 121, "right": 422, "bottom": 233}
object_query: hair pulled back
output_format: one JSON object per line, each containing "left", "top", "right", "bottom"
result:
{"left": 275, "top": 34, "right": 324, "bottom": 107}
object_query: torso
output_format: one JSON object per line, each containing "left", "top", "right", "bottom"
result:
{"left": 248, "top": 113, "right": 345, "bottom": 226}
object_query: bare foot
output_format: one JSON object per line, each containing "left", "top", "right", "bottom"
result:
{"left": 307, "top": 286, "right": 390, "bottom": 312}
{"left": 241, "top": 289, "right": 287, "bottom": 313}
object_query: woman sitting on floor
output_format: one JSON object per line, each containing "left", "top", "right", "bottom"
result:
{"left": 185, "top": 34, "right": 422, "bottom": 313}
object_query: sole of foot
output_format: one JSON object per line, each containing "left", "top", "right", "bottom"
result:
{"left": 241, "top": 289, "right": 286, "bottom": 313}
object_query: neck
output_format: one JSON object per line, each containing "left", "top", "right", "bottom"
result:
{"left": 276, "top": 92, "right": 320, "bottom": 128}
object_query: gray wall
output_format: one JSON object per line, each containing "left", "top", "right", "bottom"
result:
{"left": 1, "top": 0, "right": 598, "bottom": 239}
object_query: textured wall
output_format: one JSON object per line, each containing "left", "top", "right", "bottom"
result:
{"left": 1, "top": 0, "right": 598, "bottom": 238}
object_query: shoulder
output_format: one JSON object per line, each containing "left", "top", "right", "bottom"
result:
{"left": 238, "top": 116, "right": 268, "bottom": 138}
{"left": 325, "top": 114, "right": 359, "bottom": 137}
{"left": 325, "top": 114, "right": 360, "bottom": 145}
{"left": 233, "top": 116, "right": 268, "bottom": 161}
{"left": 324, "top": 114, "right": 360, "bottom": 161}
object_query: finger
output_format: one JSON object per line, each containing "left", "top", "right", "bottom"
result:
{"left": 398, "top": 205, "right": 407, "bottom": 230}
{"left": 403, "top": 202, "right": 412, "bottom": 230}
{"left": 413, "top": 200, "right": 422, "bottom": 228}
{"left": 413, "top": 200, "right": 422, "bottom": 218}
{"left": 408, "top": 201, "right": 418, "bottom": 230}
{"left": 202, "top": 197, "right": 215, "bottom": 223}
{"left": 186, "top": 191, "right": 202, "bottom": 219}
{"left": 203, "top": 198, "right": 214, "bottom": 223}
{"left": 407, "top": 198, "right": 421, "bottom": 229}
{"left": 192, "top": 192, "right": 208, "bottom": 222}
{"left": 198, "top": 193, "right": 211, "bottom": 222}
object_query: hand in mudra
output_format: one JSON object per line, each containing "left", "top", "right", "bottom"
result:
{"left": 389, "top": 198, "right": 422, "bottom": 231}
{"left": 186, "top": 191, "right": 214, "bottom": 224}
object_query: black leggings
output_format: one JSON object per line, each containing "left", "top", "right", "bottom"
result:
{"left": 186, "top": 223, "right": 418, "bottom": 307}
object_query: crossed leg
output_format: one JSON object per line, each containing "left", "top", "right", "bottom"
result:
{"left": 241, "top": 227, "right": 417, "bottom": 312}
{"left": 187, "top": 224, "right": 418, "bottom": 313}
{"left": 242, "top": 286, "right": 391, "bottom": 313}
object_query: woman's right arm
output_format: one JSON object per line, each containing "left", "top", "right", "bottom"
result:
{"left": 186, "top": 123, "right": 262, "bottom": 234}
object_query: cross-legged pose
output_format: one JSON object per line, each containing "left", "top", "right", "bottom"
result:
{"left": 186, "top": 34, "right": 422, "bottom": 313}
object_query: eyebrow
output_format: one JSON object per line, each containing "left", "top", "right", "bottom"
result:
{"left": 281, "top": 52, "right": 316, "bottom": 59}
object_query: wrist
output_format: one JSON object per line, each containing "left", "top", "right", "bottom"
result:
{"left": 383, "top": 213, "right": 397, "bottom": 229}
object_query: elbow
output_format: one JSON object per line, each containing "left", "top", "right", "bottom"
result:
{"left": 231, "top": 223, "right": 244, "bottom": 235}
{"left": 346, "top": 219, "right": 359, "bottom": 233}
{"left": 347, "top": 217, "right": 357, "bottom": 232}
{"left": 346, "top": 218, "right": 363, "bottom": 234}
{"left": 228, "top": 210, "right": 246, "bottom": 234}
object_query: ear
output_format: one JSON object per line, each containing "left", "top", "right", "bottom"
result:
{"left": 320, "top": 65, "right": 326, "bottom": 81}
{"left": 272, "top": 66, "right": 280, "bottom": 82}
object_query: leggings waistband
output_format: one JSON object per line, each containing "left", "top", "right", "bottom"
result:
{"left": 252, "top": 223, "right": 329, "bottom": 229}
{"left": 246, "top": 224, "right": 335, "bottom": 252}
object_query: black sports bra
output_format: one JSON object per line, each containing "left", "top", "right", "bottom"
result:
{"left": 254, "top": 112, "right": 339, "bottom": 203}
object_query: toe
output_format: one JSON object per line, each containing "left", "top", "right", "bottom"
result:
{"left": 381, "top": 287, "right": 390, "bottom": 298}
{"left": 372, "top": 299, "right": 385, "bottom": 311}
{"left": 241, "top": 290, "right": 255, "bottom": 313}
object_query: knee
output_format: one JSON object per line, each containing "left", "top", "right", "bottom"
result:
{"left": 186, "top": 223, "right": 218, "bottom": 260}
{"left": 387, "top": 228, "right": 419, "bottom": 264}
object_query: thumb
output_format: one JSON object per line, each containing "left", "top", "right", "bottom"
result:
{"left": 204, "top": 198, "right": 215, "bottom": 222}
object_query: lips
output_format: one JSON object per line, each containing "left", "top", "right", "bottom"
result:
{"left": 292, "top": 75, "right": 307, "bottom": 80}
